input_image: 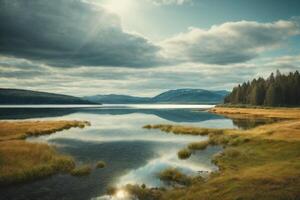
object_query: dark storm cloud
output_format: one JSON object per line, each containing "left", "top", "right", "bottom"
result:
{"left": 0, "top": 0, "right": 163, "bottom": 68}
{"left": 0, "top": 0, "right": 299, "bottom": 68}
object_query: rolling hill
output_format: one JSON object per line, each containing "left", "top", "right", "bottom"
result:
{"left": 0, "top": 88, "right": 95, "bottom": 105}
{"left": 84, "top": 89, "right": 229, "bottom": 104}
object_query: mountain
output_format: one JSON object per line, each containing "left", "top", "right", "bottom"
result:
{"left": 83, "top": 94, "right": 152, "bottom": 104}
{"left": 152, "top": 89, "right": 229, "bottom": 104}
{"left": 0, "top": 88, "right": 96, "bottom": 105}
{"left": 84, "top": 89, "right": 229, "bottom": 104}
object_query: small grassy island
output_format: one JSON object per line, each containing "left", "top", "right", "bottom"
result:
{"left": 140, "top": 107, "right": 300, "bottom": 200}
{"left": 0, "top": 120, "right": 90, "bottom": 185}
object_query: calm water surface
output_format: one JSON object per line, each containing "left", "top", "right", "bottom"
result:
{"left": 0, "top": 105, "right": 265, "bottom": 200}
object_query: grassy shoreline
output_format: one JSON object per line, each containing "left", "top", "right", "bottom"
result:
{"left": 141, "top": 107, "right": 300, "bottom": 200}
{"left": 211, "top": 106, "right": 300, "bottom": 119}
{"left": 0, "top": 120, "right": 90, "bottom": 185}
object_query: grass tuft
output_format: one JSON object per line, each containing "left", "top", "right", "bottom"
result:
{"left": 158, "top": 168, "right": 192, "bottom": 186}
{"left": 0, "top": 120, "right": 90, "bottom": 185}
{"left": 188, "top": 141, "right": 209, "bottom": 150}
{"left": 70, "top": 165, "right": 92, "bottom": 176}
{"left": 96, "top": 161, "right": 106, "bottom": 169}
{"left": 177, "top": 148, "right": 192, "bottom": 159}
{"left": 0, "top": 140, "right": 75, "bottom": 185}
{"left": 153, "top": 107, "right": 300, "bottom": 200}
{"left": 125, "top": 184, "right": 163, "bottom": 200}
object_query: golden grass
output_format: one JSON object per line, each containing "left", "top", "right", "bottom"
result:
{"left": 158, "top": 168, "right": 193, "bottom": 186}
{"left": 70, "top": 165, "right": 92, "bottom": 176}
{"left": 0, "top": 120, "right": 90, "bottom": 185}
{"left": 211, "top": 107, "right": 300, "bottom": 119}
{"left": 161, "top": 139, "right": 300, "bottom": 200}
{"left": 125, "top": 184, "right": 163, "bottom": 200}
{"left": 96, "top": 161, "right": 106, "bottom": 169}
{"left": 143, "top": 124, "right": 224, "bottom": 136}
{"left": 188, "top": 140, "right": 210, "bottom": 150}
{"left": 0, "top": 140, "right": 75, "bottom": 185}
{"left": 144, "top": 107, "right": 300, "bottom": 200}
{"left": 177, "top": 148, "right": 192, "bottom": 160}
{"left": 0, "top": 120, "right": 90, "bottom": 141}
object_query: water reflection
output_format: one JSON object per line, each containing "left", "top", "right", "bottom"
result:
{"left": 0, "top": 107, "right": 223, "bottom": 123}
{"left": 230, "top": 117, "right": 279, "bottom": 130}
{"left": 0, "top": 105, "right": 275, "bottom": 200}
{"left": 117, "top": 146, "right": 221, "bottom": 188}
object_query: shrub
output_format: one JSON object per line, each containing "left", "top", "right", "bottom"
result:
{"left": 96, "top": 161, "right": 106, "bottom": 168}
{"left": 177, "top": 148, "right": 192, "bottom": 159}
{"left": 70, "top": 165, "right": 92, "bottom": 176}
{"left": 125, "top": 184, "right": 163, "bottom": 200}
{"left": 158, "top": 168, "right": 192, "bottom": 186}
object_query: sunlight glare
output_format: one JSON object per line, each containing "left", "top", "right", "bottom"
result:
{"left": 103, "top": 0, "right": 135, "bottom": 17}
{"left": 115, "top": 189, "right": 128, "bottom": 199}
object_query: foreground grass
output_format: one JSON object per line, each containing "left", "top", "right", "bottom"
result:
{"left": 0, "top": 140, "right": 75, "bottom": 185}
{"left": 0, "top": 120, "right": 90, "bottom": 185}
{"left": 158, "top": 168, "right": 194, "bottom": 186}
{"left": 143, "top": 107, "right": 300, "bottom": 200}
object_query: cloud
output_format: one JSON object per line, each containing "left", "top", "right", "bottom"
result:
{"left": 0, "top": 0, "right": 299, "bottom": 68}
{"left": 150, "top": 0, "right": 192, "bottom": 6}
{"left": 1, "top": 1, "right": 300, "bottom": 97}
{"left": 4, "top": 54, "right": 299, "bottom": 97}
{"left": 0, "top": 0, "right": 163, "bottom": 68}
{"left": 161, "top": 20, "right": 300, "bottom": 65}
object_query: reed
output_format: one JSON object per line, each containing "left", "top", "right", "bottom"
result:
{"left": 144, "top": 107, "right": 300, "bottom": 200}
{"left": 70, "top": 165, "right": 92, "bottom": 176}
{"left": 0, "top": 120, "right": 90, "bottom": 185}
{"left": 177, "top": 148, "right": 192, "bottom": 159}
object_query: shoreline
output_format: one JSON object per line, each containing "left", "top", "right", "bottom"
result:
{"left": 0, "top": 120, "right": 90, "bottom": 185}
{"left": 210, "top": 106, "right": 300, "bottom": 119}
{"left": 137, "top": 107, "right": 300, "bottom": 200}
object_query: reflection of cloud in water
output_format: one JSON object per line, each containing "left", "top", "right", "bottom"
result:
{"left": 92, "top": 193, "right": 132, "bottom": 200}
{"left": 30, "top": 116, "right": 208, "bottom": 143}
{"left": 31, "top": 130, "right": 207, "bottom": 144}
{"left": 18, "top": 107, "right": 230, "bottom": 200}
{"left": 0, "top": 105, "right": 225, "bottom": 125}
{"left": 91, "top": 145, "right": 221, "bottom": 200}
{"left": 116, "top": 146, "right": 221, "bottom": 188}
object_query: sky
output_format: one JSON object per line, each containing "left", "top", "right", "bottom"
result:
{"left": 0, "top": 0, "right": 300, "bottom": 97}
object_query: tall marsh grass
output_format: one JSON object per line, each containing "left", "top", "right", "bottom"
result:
{"left": 0, "top": 120, "right": 90, "bottom": 185}
{"left": 145, "top": 108, "right": 300, "bottom": 200}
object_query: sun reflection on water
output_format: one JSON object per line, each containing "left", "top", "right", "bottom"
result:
{"left": 115, "top": 189, "right": 128, "bottom": 199}
{"left": 91, "top": 188, "right": 131, "bottom": 200}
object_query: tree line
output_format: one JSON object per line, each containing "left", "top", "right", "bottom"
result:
{"left": 224, "top": 70, "right": 300, "bottom": 107}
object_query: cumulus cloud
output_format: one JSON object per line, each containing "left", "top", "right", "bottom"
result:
{"left": 161, "top": 20, "right": 300, "bottom": 65}
{"left": 1, "top": 0, "right": 300, "bottom": 97}
{"left": 1, "top": 53, "right": 300, "bottom": 96}
{"left": 0, "top": 0, "right": 299, "bottom": 68}
{"left": 0, "top": 0, "right": 163, "bottom": 68}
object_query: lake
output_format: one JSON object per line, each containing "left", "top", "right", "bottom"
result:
{"left": 0, "top": 104, "right": 269, "bottom": 200}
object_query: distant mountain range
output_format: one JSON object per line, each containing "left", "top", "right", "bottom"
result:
{"left": 83, "top": 89, "right": 229, "bottom": 104}
{"left": 0, "top": 88, "right": 95, "bottom": 105}
{"left": 0, "top": 88, "right": 229, "bottom": 105}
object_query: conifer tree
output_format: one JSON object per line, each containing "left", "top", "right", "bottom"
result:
{"left": 224, "top": 70, "right": 300, "bottom": 107}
